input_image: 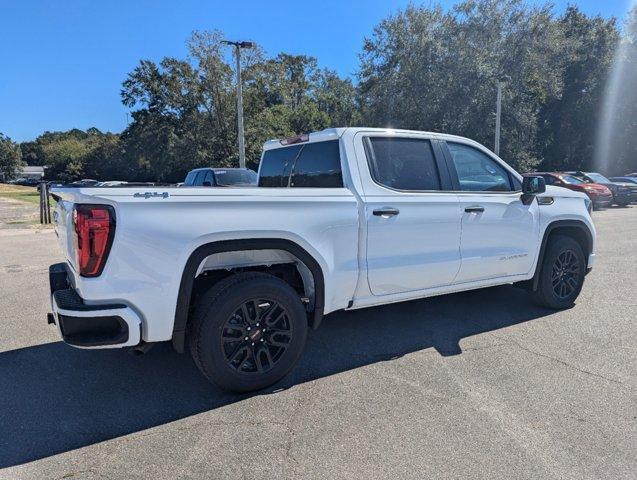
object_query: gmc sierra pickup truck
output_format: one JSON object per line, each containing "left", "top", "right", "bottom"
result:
{"left": 48, "top": 128, "right": 596, "bottom": 392}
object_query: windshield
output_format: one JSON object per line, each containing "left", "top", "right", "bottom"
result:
{"left": 560, "top": 175, "right": 584, "bottom": 185}
{"left": 214, "top": 169, "right": 258, "bottom": 186}
{"left": 586, "top": 173, "right": 610, "bottom": 183}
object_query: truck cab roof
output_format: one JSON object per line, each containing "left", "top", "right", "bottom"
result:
{"left": 263, "top": 127, "right": 489, "bottom": 152}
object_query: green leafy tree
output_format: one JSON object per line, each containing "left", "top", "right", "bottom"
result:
{"left": 19, "top": 141, "right": 42, "bottom": 166}
{"left": 539, "top": 6, "right": 619, "bottom": 171}
{"left": 121, "top": 31, "right": 237, "bottom": 181}
{"left": 82, "top": 133, "right": 131, "bottom": 180}
{"left": 0, "top": 134, "right": 25, "bottom": 181}
{"left": 357, "top": 0, "right": 565, "bottom": 172}
{"left": 314, "top": 70, "right": 360, "bottom": 127}
{"left": 14, "top": 4, "right": 631, "bottom": 180}
{"left": 121, "top": 32, "right": 359, "bottom": 179}
{"left": 593, "top": 5, "right": 637, "bottom": 175}
{"left": 20, "top": 128, "right": 125, "bottom": 182}
{"left": 41, "top": 137, "right": 90, "bottom": 181}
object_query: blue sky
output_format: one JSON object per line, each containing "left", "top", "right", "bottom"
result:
{"left": 0, "top": 0, "right": 633, "bottom": 142}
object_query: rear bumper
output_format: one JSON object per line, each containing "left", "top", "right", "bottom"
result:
{"left": 48, "top": 263, "right": 141, "bottom": 349}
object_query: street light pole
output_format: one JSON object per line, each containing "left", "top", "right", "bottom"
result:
{"left": 494, "top": 80, "right": 503, "bottom": 156}
{"left": 234, "top": 45, "right": 246, "bottom": 169}
{"left": 222, "top": 40, "right": 254, "bottom": 169}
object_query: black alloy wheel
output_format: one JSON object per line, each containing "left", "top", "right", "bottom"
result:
{"left": 189, "top": 272, "right": 308, "bottom": 392}
{"left": 550, "top": 249, "right": 581, "bottom": 299}
{"left": 533, "top": 234, "right": 586, "bottom": 309}
{"left": 221, "top": 298, "right": 293, "bottom": 374}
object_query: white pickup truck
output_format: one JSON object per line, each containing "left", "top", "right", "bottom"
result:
{"left": 48, "top": 128, "right": 596, "bottom": 392}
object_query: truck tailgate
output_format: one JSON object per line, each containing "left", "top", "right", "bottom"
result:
{"left": 51, "top": 194, "right": 76, "bottom": 268}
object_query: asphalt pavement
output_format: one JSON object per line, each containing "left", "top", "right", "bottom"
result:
{"left": 0, "top": 197, "right": 634, "bottom": 479}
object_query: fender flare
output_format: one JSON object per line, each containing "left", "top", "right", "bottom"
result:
{"left": 532, "top": 219, "right": 593, "bottom": 291}
{"left": 171, "top": 238, "right": 325, "bottom": 353}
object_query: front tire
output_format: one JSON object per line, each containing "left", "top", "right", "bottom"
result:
{"left": 188, "top": 272, "right": 308, "bottom": 392}
{"left": 533, "top": 235, "right": 586, "bottom": 309}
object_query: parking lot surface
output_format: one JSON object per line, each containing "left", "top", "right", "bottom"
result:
{"left": 0, "top": 197, "right": 635, "bottom": 479}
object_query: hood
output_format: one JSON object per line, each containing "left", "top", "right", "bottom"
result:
{"left": 581, "top": 183, "right": 611, "bottom": 194}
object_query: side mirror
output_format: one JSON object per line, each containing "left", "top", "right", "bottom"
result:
{"left": 522, "top": 176, "right": 546, "bottom": 195}
{"left": 202, "top": 181, "right": 212, "bottom": 187}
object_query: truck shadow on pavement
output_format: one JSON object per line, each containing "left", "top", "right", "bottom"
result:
{"left": 0, "top": 285, "right": 552, "bottom": 467}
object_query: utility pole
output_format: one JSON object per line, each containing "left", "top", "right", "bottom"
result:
{"left": 493, "top": 75, "right": 510, "bottom": 156}
{"left": 494, "top": 80, "right": 503, "bottom": 156}
{"left": 222, "top": 40, "right": 254, "bottom": 168}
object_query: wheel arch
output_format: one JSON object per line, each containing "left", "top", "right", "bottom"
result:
{"left": 532, "top": 220, "right": 593, "bottom": 291}
{"left": 171, "top": 238, "right": 326, "bottom": 353}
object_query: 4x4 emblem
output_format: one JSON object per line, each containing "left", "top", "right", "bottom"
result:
{"left": 133, "top": 192, "right": 170, "bottom": 199}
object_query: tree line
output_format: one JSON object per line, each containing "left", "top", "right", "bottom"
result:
{"left": 1, "top": 0, "right": 635, "bottom": 182}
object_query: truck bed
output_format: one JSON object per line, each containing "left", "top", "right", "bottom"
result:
{"left": 51, "top": 185, "right": 361, "bottom": 343}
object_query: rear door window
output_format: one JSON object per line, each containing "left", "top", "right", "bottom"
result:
{"left": 365, "top": 137, "right": 441, "bottom": 191}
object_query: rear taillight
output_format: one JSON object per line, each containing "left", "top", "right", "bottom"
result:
{"left": 73, "top": 204, "right": 115, "bottom": 277}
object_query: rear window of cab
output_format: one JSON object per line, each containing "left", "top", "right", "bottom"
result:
{"left": 259, "top": 140, "right": 343, "bottom": 188}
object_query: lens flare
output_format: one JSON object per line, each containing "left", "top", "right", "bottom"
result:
{"left": 594, "top": 1, "right": 637, "bottom": 175}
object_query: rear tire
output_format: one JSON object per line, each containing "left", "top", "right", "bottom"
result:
{"left": 533, "top": 235, "right": 586, "bottom": 309}
{"left": 188, "top": 272, "right": 308, "bottom": 392}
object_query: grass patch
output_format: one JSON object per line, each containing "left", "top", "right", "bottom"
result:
{"left": 6, "top": 219, "right": 37, "bottom": 225}
{"left": 0, "top": 191, "right": 41, "bottom": 205}
{"left": 0, "top": 183, "right": 37, "bottom": 194}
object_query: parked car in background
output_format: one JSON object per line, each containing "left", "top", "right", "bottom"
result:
{"left": 184, "top": 167, "right": 258, "bottom": 187}
{"left": 37, "top": 181, "right": 57, "bottom": 192}
{"left": 69, "top": 179, "right": 100, "bottom": 187}
{"left": 10, "top": 177, "right": 40, "bottom": 187}
{"left": 530, "top": 172, "right": 611, "bottom": 210}
{"left": 567, "top": 171, "right": 636, "bottom": 206}
{"left": 96, "top": 181, "right": 128, "bottom": 187}
{"left": 609, "top": 176, "right": 637, "bottom": 186}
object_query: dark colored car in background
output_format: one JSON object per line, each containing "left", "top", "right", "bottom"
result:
{"left": 609, "top": 176, "right": 637, "bottom": 186}
{"left": 530, "top": 172, "right": 612, "bottom": 209}
{"left": 184, "top": 167, "right": 258, "bottom": 187}
{"left": 567, "top": 171, "right": 636, "bottom": 206}
{"left": 10, "top": 178, "right": 40, "bottom": 187}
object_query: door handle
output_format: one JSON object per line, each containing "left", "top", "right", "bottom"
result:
{"left": 373, "top": 207, "right": 400, "bottom": 217}
{"left": 464, "top": 206, "right": 485, "bottom": 213}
